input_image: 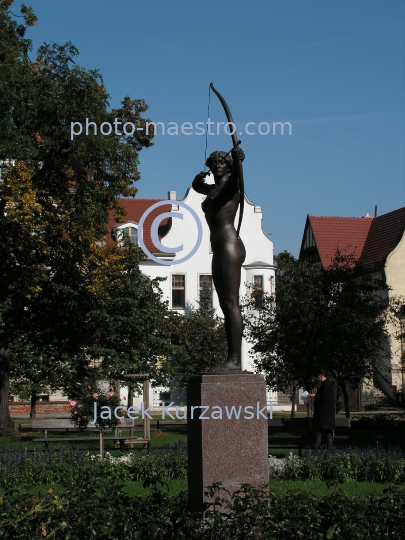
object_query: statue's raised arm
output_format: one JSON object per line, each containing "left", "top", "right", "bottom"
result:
{"left": 192, "top": 171, "right": 213, "bottom": 196}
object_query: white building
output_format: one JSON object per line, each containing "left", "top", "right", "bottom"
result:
{"left": 107, "top": 184, "right": 276, "bottom": 409}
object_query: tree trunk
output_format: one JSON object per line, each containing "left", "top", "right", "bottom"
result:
{"left": 341, "top": 384, "right": 351, "bottom": 418}
{"left": 335, "top": 385, "right": 342, "bottom": 414}
{"left": 30, "top": 392, "right": 37, "bottom": 419}
{"left": 114, "top": 379, "right": 121, "bottom": 399}
{"left": 0, "top": 348, "right": 17, "bottom": 434}
{"left": 290, "top": 385, "right": 297, "bottom": 417}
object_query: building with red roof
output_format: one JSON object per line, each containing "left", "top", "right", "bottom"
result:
{"left": 299, "top": 207, "right": 405, "bottom": 402}
{"left": 106, "top": 198, "right": 172, "bottom": 255}
{"left": 299, "top": 214, "right": 372, "bottom": 267}
{"left": 360, "top": 207, "right": 405, "bottom": 271}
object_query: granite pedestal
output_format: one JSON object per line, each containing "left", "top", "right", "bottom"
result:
{"left": 187, "top": 373, "right": 269, "bottom": 512}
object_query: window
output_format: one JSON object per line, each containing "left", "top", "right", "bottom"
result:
{"left": 253, "top": 275, "right": 263, "bottom": 308}
{"left": 36, "top": 395, "right": 49, "bottom": 402}
{"left": 159, "top": 391, "right": 171, "bottom": 405}
{"left": 172, "top": 274, "right": 185, "bottom": 309}
{"left": 153, "top": 388, "right": 170, "bottom": 407}
{"left": 199, "top": 274, "right": 213, "bottom": 310}
{"left": 303, "top": 225, "right": 316, "bottom": 249}
{"left": 120, "top": 226, "right": 138, "bottom": 245}
{"left": 253, "top": 275, "right": 263, "bottom": 289}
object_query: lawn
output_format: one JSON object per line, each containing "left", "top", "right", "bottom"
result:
{"left": 269, "top": 479, "right": 395, "bottom": 498}
{"left": 92, "top": 478, "right": 397, "bottom": 499}
{"left": 118, "top": 478, "right": 397, "bottom": 499}
{"left": 3, "top": 419, "right": 187, "bottom": 453}
{"left": 0, "top": 479, "right": 189, "bottom": 499}
{"left": 0, "top": 477, "right": 395, "bottom": 501}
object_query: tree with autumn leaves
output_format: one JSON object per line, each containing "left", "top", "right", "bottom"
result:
{"left": 0, "top": 1, "right": 173, "bottom": 433}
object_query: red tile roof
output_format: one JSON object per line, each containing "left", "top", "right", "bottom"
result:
{"left": 304, "top": 215, "right": 372, "bottom": 268}
{"left": 360, "top": 207, "right": 405, "bottom": 269}
{"left": 106, "top": 199, "right": 172, "bottom": 254}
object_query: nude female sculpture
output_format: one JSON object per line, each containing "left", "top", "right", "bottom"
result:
{"left": 192, "top": 147, "right": 245, "bottom": 371}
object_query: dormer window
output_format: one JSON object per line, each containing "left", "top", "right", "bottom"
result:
{"left": 113, "top": 223, "right": 138, "bottom": 245}
{"left": 121, "top": 226, "right": 138, "bottom": 245}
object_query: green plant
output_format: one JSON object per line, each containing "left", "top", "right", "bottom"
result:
{"left": 1, "top": 481, "right": 405, "bottom": 538}
{"left": 69, "top": 382, "right": 122, "bottom": 430}
{"left": 351, "top": 413, "right": 405, "bottom": 430}
{"left": 0, "top": 442, "right": 188, "bottom": 493}
{"left": 280, "top": 446, "right": 405, "bottom": 484}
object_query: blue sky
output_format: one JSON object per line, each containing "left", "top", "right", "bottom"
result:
{"left": 25, "top": 1, "right": 405, "bottom": 256}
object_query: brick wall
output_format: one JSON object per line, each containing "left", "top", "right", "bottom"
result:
{"left": 9, "top": 401, "right": 71, "bottom": 416}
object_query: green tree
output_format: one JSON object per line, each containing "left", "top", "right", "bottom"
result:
{"left": 243, "top": 251, "right": 391, "bottom": 417}
{"left": 314, "top": 252, "right": 392, "bottom": 417}
{"left": 0, "top": 2, "right": 155, "bottom": 432}
{"left": 0, "top": 1, "right": 39, "bottom": 432}
{"left": 82, "top": 240, "right": 174, "bottom": 388}
{"left": 8, "top": 338, "right": 73, "bottom": 419}
{"left": 6, "top": 236, "right": 174, "bottom": 420}
{"left": 166, "top": 280, "right": 227, "bottom": 386}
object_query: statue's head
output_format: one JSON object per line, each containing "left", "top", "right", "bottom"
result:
{"left": 205, "top": 151, "right": 232, "bottom": 173}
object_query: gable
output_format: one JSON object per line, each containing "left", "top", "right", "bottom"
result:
{"left": 300, "top": 219, "right": 320, "bottom": 264}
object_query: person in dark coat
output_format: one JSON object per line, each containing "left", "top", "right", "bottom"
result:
{"left": 309, "top": 369, "right": 335, "bottom": 451}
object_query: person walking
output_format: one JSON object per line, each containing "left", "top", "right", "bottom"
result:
{"left": 309, "top": 369, "right": 335, "bottom": 451}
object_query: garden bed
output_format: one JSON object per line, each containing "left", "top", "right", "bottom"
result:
{"left": 1, "top": 481, "right": 405, "bottom": 539}
{"left": 1, "top": 437, "right": 405, "bottom": 538}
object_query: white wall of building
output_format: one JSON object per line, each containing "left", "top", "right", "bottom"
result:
{"left": 385, "top": 232, "right": 405, "bottom": 393}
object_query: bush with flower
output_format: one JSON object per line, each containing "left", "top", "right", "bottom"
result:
{"left": 69, "top": 384, "right": 123, "bottom": 430}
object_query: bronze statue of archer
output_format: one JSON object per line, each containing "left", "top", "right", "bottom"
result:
{"left": 192, "top": 147, "right": 245, "bottom": 371}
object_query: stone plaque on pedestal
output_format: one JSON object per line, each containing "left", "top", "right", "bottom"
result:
{"left": 187, "top": 373, "right": 269, "bottom": 512}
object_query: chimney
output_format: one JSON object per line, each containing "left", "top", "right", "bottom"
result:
{"left": 168, "top": 190, "right": 176, "bottom": 200}
{"left": 374, "top": 205, "right": 378, "bottom": 218}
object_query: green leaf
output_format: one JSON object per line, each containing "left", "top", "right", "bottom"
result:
{"left": 326, "top": 522, "right": 339, "bottom": 539}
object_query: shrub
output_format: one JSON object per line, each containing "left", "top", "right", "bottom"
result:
{"left": 0, "top": 441, "right": 188, "bottom": 491}
{"left": 0, "top": 445, "right": 91, "bottom": 489}
{"left": 279, "top": 446, "right": 405, "bottom": 483}
{"left": 1, "top": 482, "right": 405, "bottom": 539}
{"left": 69, "top": 382, "right": 122, "bottom": 430}
{"left": 351, "top": 413, "right": 405, "bottom": 430}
